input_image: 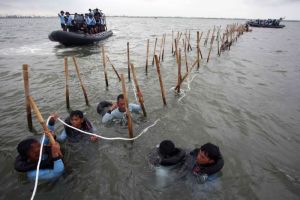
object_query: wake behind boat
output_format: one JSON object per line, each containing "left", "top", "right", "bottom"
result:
{"left": 49, "top": 8, "right": 113, "bottom": 46}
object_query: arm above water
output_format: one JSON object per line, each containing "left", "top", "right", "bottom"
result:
{"left": 26, "top": 159, "right": 64, "bottom": 181}
{"left": 129, "top": 103, "right": 141, "bottom": 113}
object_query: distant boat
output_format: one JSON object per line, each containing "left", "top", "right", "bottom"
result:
{"left": 49, "top": 30, "right": 113, "bottom": 46}
{"left": 246, "top": 18, "right": 285, "bottom": 28}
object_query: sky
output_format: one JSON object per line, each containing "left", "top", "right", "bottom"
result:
{"left": 0, "top": 0, "right": 299, "bottom": 20}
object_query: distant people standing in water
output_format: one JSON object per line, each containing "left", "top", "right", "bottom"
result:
{"left": 49, "top": 111, "right": 98, "bottom": 143}
{"left": 14, "top": 137, "right": 64, "bottom": 181}
{"left": 189, "top": 142, "right": 224, "bottom": 183}
{"left": 149, "top": 140, "right": 186, "bottom": 166}
{"left": 58, "top": 10, "right": 66, "bottom": 31}
{"left": 97, "top": 94, "right": 142, "bottom": 124}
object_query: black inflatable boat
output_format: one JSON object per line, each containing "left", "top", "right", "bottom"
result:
{"left": 48, "top": 30, "right": 113, "bottom": 46}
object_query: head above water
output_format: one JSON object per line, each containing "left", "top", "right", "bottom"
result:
{"left": 196, "top": 143, "right": 221, "bottom": 165}
{"left": 159, "top": 140, "right": 176, "bottom": 158}
{"left": 69, "top": 110, "right": 84, "bottom": 128}
{"left": 17, "top": 138, "right": 41, "bottom": 162}
{"left": 60, "top": 11, "right": 64, "bottom": 14}
{"left": 117, "top": 94, "right": 126, "bottom": 112}
{"left": 65, "top": 12, "right": 70, "bottom": 16}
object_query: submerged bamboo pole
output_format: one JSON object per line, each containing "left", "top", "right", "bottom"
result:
{"left": 145, "top": 39, "right": 149, "bottom": 74}
{"left": 120, "top": 74, "right": 133, "bottom": 138}
{"left": 28, "top": 96, "right": 55, "bottom": 145}
{"left": 64, "top": 57, "right": 70, "bottom": 109}
{"left": 22, "top": 64, "right": 33, "bottom": 130}
{"left": 130, "top": 64, "right": 147, "bottom": 117}
{"left": 101, "top": 46, "right": 109, "bottom": 88}
{"left": 152, "top": 38, "right": 158, "bottom": 66}
{"left": 72, "top": 56, "right": 89, "bottom": 106}
{"left": 127, "top": 42, "right": 131, "bottom": 81}
{"left": 154, "top": 55, "right": 167, "bottom": 106}
{"left": 106, "top": 56, "right": 121, "bottom": 81}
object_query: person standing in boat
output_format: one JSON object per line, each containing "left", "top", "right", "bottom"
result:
{"left": 98, "top": 94, "right": 142, "bottom": 124}
{"left": 65, "top": 12, "right": 73, "bottom": 32}
{"left": 58, "top": 11, "right": 66, "bottom": 31}
{"left": 94, "top": 8, "right": 101, "bottom": 33}
{"left": 86, "top": 13, "right": 96, "bottom": 34}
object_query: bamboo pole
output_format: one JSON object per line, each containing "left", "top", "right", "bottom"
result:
{"left": 72, "top": 56, "right": 89, "bottom": 106}
{"left": 127, "top": 42, "right": 131, "bottom": 81}
{"left": 197, "top": 31, "right": 200, "bottom": 69}
{"left": 154, "top": 55, "right": 167, "bottom": 106}
{"left": 106, "top": 56, "right": 121, "bottom": 81}
{"left": 204, "top": 29, "right": 210, "bottom": 46}
{"left": 152, "top": 38, "right": 158, "bottom": 66}
{"left": 64, "top": 57, "right": 70, "bottom": 109}
{"left": 22, "top": 64, "right": 33, "bottom": 130}
{"left": 101, "top": 46, "right": 109, "bottom": 87}
{"left": 184, "top": 38, "right": 188, "bottom": 72}
{"left": 28, "top": 96, "right": 55, "bottom": 145}
{"left": 171, "top": 30, "right": 174, "bottom": 54}
{"left": 120, "top": 74, "right": 133, "bottom": 138}
{"left": 174, "top": 39, "right": 179, "bottom": 64}
{"left": 199, "top": 32, "right": 203, "bottom": 59}
{"left": 130, "top": 64, "right": 147, "bottom": 117}
{"left": 162, "top": 34, "right": 166, "bottom": 62}
{"left": 159, "top": 35, "right": 164, "bottom": 62}
{"left": 207, "top": 35, "right": 215, "bottom": 63}
{"left": 210, "top": 26, "right": 216, "bottom": 45}
{"left": 177, "top": 49, "right": 182, "bottom": 94}
{"left": 217, "top": 31, "right": 220, "bottom": 56}
{"left": 188, "top": 30, "right": 192, "bottom": 51}
{"left": 145, "top": 39, "right": 149, "bottom": 74}
{"left": 175, "top": 59, "right": 198, "bottom": 91}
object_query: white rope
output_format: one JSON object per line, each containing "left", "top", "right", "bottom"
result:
{"left": 30, "top": 117, "right": 50, "bottom": 200}
{"left": 57, "top": 118, "right": 160, "bottom": 141}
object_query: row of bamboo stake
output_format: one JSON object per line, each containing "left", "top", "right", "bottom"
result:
{"left": 23, "top": 23, "right": 250, "bottom": 139}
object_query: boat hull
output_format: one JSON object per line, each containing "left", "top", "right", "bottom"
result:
{"left": 247, "top": 22, "right": 285, "bottom": 28}
{"left": 48, "top": 30, "right": 113, "bottom": 46}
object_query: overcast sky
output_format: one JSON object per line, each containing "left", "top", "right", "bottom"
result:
{"left": 0, "top": 0, "right": 299, "bottom": 20}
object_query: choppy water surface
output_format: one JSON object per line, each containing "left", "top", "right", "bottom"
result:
{"left": 0, "top": 17, "right": 300, "bottom": 200}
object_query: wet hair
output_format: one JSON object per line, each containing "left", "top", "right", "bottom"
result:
{"left": 17, "top": 138, "right": 38, "bottom": 159}
{"left": 159, "top": 140, "right": 175, "bottom": 158}
{"left": 117, "top": 94, "right": 124, "bottom": 102}
{"left": 60, "top": 11, "right": 64, "bottom": 14}
{"left": 70, "top": 110, "right": 84, "bottom": 119}
{"left": 200, "top": 143, "right": 221, "bottom": 162}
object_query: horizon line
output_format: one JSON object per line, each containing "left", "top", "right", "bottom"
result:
{"left": 0, "top": 15, "right": 299, "bottom": 21}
